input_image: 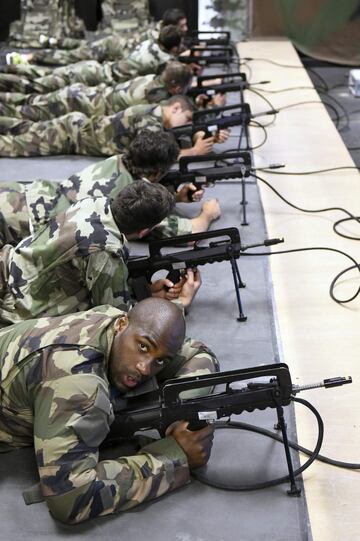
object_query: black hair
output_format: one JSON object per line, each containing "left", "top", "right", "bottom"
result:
{"left": 162, "top": 8, "right": 187, "bottom": 26}
{"left": 110, "top": 180, "right": 174, "bottom": 234}
{"left": 123, "top": 129, "right": 179, "bottom": 179}
{"left": 159, "top": 25, "right": 182, "bottom": 51}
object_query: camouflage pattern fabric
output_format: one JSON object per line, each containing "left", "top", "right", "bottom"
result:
{"left": 0, "top": 162, "right": 190, "bottom": 244}
{"left": 0, "top": 42, "right": 174, "bottom": 94}
{"left": 0, "top": 304, "right": 219, "bottom": 522}
{"left": 0, "top": 197, "right": 131, "bottom": 326}
{"left": 8, "top": 0, "right": 85, "bottom": 48}
{"left": 0, "top": 75, "right": 171, "bottom": 121}
{"left": 29, "top": 34, "right": 140, "bottom": 66}
{"left": 0, "top": 104, "right": 163, "bottom": 157}
{"left": 100, "top": 0, "right": 151, "bottom": 33}
{"left": 0, "top": 155, "right": 190, "bottom": 244}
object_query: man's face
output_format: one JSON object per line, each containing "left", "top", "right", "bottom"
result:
{"left": 168, "top": 103, "right": 193, "bottom": 128}
{"left": 109, "top": 316, "right": 178, "bottom": 392}
{"left": 177, "top": 17, "right": 188, "bottom": 35}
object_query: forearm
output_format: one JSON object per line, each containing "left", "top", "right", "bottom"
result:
{"left": 44, "top": 436, "right": 189, "bottom": 524}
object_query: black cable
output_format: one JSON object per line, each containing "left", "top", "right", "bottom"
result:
{"left": 192, "top": 396, "right": 323, "bottom": 491}
{"left": 208, "top": 417, "right": 360, "bottom": 470}
{"left": 247, "top": 87, "right": 277, "bottom": 113}
{"left": 252, "top": 171, "right": 360, "bottom": 241}
{"left": 247, "top": 120, "right": 268, "bottom": 149}
{"left": 250, "top": 85, "right": 315, "bottom": 93}
{"left": 243, "top": 57, "right": 304, "bottom": 69}
{"left": 257, "top": 166, "right": 359, "bottom": 175}
{"left": 317, "top": 90, "right": 349, "bottom": 130}
{"left": 305, "top": 67, "right": 329, "bottom": 91}
{"left": 243, "top": 247, "right": 360, "bottom": 304}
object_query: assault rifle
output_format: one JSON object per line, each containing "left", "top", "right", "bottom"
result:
{"left": 192, "top": 101, "right": 277, "bottom": 124}
{"left": 128, "top": 227, "right": 284, "bottom": 321}
{"left": 179, "top": 45, "right": 235, "bottom": 66}
{"left": 160, "top": 150, "right": 252, "bottom": 193}
{"left": 169, "top": 103, "right": 252, "bottom": 145}
{"left": 187, "top": 81, "right": 248, "bottom": 102}
{"left": 187, "top": 30, "right": 231, "bottom": 47}
{"left": 108, "top": 363, "right": 352, "bottom": 495}
{"left": 196, "top": 71, "right": 247, "bottom": 87}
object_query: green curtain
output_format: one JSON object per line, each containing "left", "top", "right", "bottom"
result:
{"left": 252, "top": 0, "right": 360, "bottom": 65}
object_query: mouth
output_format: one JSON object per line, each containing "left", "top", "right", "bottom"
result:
{"left": 122, "top": 374, "right": 140, "bottom": 389}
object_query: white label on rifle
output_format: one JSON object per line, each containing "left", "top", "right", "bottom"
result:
{"left": 208, "top": 125, "right": 218, "bottom": 133}
{"left": 195, "top": 176, "right": 206, "bottom": 183}
{"left": 172, "top": 262, "right": 186, "bottom": 270}
{"left": 198, "top": 411, "right": 217, "bottom": 421}
{"left": 206, "top": 89, "right": 215, "bottom": 96}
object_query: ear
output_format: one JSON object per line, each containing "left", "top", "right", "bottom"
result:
{"left": 114, "top": 314, "right": 129, "bottom": 333}
{"left": 170, "top": 85, "right": 182, "bottom": 95}
{"left": 171, "top": 102, "right": 181, "bottom": 114}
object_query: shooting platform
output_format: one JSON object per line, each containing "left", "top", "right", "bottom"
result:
{"left": 241, "top": 38, "right": 360, "bottom": 541}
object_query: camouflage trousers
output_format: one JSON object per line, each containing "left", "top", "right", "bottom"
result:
{"left": 0, "top": 181, "right": 191, "bottom": 246}
{"left": 0, "top": 61, "right": 128, "bottom": 93}
{"left": 0, "top": 184, "right": 29, "bottom": 247}
{"left": 0, "top": 112, "right": 122, "bottom": 157}
{"left": 29, "top": 34, "right": 139, "bottom": 66}
{"left": 8, "top": 35, "right": 83, "bottom": 50}
{"left": 0, "top": 83, "right": 115, "bottom": 121}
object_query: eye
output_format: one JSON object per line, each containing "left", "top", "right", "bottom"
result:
{"left": 139, "top": 342, "right": 148, "bottom": 352}
{"left": 153, "top": 359, "right": 164, "bottom": 369}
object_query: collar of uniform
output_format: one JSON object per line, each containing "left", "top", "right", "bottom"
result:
{"left": 110, "top": 375, "right": 159, "bottom": 403}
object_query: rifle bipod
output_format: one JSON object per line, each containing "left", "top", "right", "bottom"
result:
{"left": 227, "top": 245, "right": 247, "bottom": 321}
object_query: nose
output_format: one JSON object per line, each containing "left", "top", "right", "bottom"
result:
{"left": 136, "top": 357, "right": 153, "bottom": 377}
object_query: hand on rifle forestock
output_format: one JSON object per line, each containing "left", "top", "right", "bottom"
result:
{"left": 191, "top": 131, "right": 214, "bottom": 154}
{"left": 167, "top": 420, "right": 215, "bottom": 469}
{"left": 213, "top": 128, "right": 230, "bottom": 144}
{"left": 150, "top": 269, "right": 201, "bottom": 308}
{"left": 178, "top": 268, "right": 202, "bottom": 309}
{"left": 150, "top": 276, "right": 186, "bottom": 301}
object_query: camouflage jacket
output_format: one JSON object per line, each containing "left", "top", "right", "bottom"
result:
{"left": 0, "top": 197, "right": 131, "bottom": 326}
{"left": 112, "top": 39, "right": 176, "bottom": 80}
{"left": 108, "top": 74, "right": 171, "bottom": 111}
{"left": 27, "top": 155, "right": 134, "bottom": 230}
{"left": 0, "top": 305, "right": 191, "bottom": 523}
{"left": 102, "top": 103, "right": 164, "bottom": 153}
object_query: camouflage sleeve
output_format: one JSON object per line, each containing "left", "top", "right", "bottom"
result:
{"left": 79, "top": 252, "right": 132, "bottom": 312}
{"left": 33, "top": 349, "right": 189, "bottom": 524}
{"left": 157, "top": 337, "right": 220, "bottom": 398}
{"left": 151, "top": 215, "right": 192, "bottom": 239}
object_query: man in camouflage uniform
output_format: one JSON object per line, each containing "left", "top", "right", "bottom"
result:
{"left": 0, "top": 26, "right": 183, "bottom": 94}
{"left": 20, "top": 7, "right": 189, "bottom": 66}
{"left": 0, "top": 95, "right": 218, "bottom": 157}
{"left": 0, "top": 62, "right": 193, "bottom": 121}
{"left": 8, "top": 0, "right": 85, "bottom": 49}
{"left": 0, "top": 298, "right": 217, "bottom": 523}
{"left": 0, "top": 180, "right": 197, "bottom": 326}
{"left": 0, "top": 26, "right": 181, "bottom": 94}
{"left": 0, "top": 130, "right": 220, "bottom": 246}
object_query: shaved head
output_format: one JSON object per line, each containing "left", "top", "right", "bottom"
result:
{"left": 128, "top": 298, "right": 185, "bottom": 356}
